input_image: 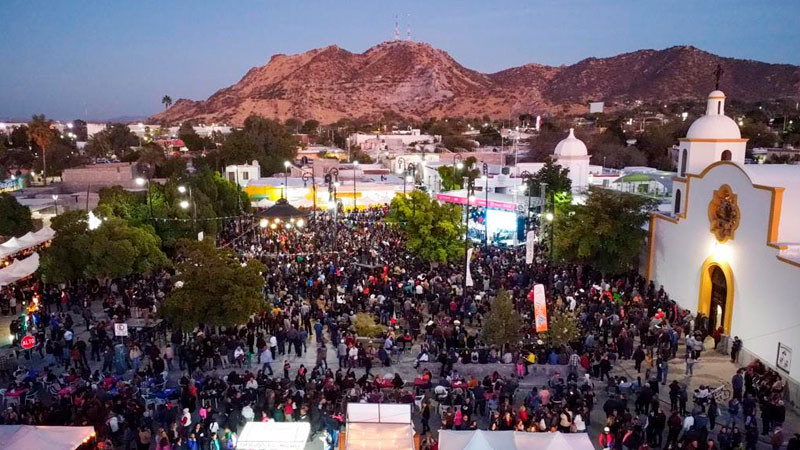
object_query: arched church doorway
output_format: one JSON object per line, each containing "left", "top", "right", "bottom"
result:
{"left": 709, "top": 265, "right": 727, "bottom": 332}
{"left": 698, "top": 257, "right": 734, "bottom": 335}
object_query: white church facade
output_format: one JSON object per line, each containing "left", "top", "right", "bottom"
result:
{"left": 648, "top": 91, "right": 800, "bottom": 388}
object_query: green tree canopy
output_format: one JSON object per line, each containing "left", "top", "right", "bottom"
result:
{"left": 533, "top": 157, "right": 572, "bottom": 208}
{"left": 220, "top": 115, "right": 297, "bottom": 174}
{"left": 0, "top": 193, "right": 33, "bottom": 237}
{"left": 554, "top": 187, "right": 657, "bottom": 274}
{"left": 482, "top": 289, "right": 523, "bottom": 349}
{"left": 85, "top": 123, "right": 139, "bottom": 159}
{"left": 387, "top": 190, "right": 464, "bottom": 264}
{"left": 85, "top": 218, "right": 169, "bottom": 279}
{"left": 39, "top": 210, "right": 92, "bottom": 283}
{"left": 161, "top": 239, "right": 266, "bottom": 331}
{"left": 540, "top": 306, "right": 582, "bottom": 348}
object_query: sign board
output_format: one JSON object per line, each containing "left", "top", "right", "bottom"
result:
{"left": 589, "top": 101, "right": 605, "bottom": 114}
{"left": 777, "top": 343, "right": 792, "bottom": 374}
{"left": 114, "top": 323, "right": 129, "bottom": 337}
{"left": 525, "top": 230, "right": 536, "bottom": 264}
{"left": 197, "top": 231, "right": 204, "bottom": 241}
{"left": 533, "top": 284, "right": 548, "bottom": 332}
{"left": 20, "top": 335, "right": 36, "bottom": 350}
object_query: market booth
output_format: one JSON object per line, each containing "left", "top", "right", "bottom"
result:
{"left": 438, "top": 430, "right": 594, "bottom": 450}
{"left": 236, "top": 421, "right": 310, "bottom": 450}
{"left": 343, "top": 403, "right": 416, "bottom": 450}
{"left": 0, "top": 425, "right": 95, "bottom": 450}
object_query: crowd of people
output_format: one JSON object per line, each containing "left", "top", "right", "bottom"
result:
{"left": 1, "top": 205, "right": 798, "bottom": 450}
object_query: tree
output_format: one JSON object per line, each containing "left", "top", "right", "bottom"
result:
{"left": 300, "top": 119, "right": 320, "bottom": 137}
{"left": 0, "top": 193, "right": 33, "bottom": 237}
{"left": 554, "top": 187, "right": 658, "bottom": 274}
{"left": 34, "top": 139, "right": 87, "bottom": 176}
{"left": 84, "top": 123, "right": 139, "bottom": 159}
{"left": 590, "top": 142, "right": 647, "bottom": 169}
{"left": 637, "top": 120, "right": 688, "bottom": 170}
{"left": 482, "top": 289, "right": 523, "bottom": 350}
{"left": 740, "top": 120, "right": 778, "bottom": 149}
{"left": 533, "top": 157, "right": 572, "bottom": 209}
{"left": 387, "top": 190, "right": 464, "bottom": 264}
{"left": 221, "top": 115, "right": 297, "bottom": 174}
{"left": 178, "top": 123, "right": 207, "bottom": 151}
{"left": 27, "top": 114, "right": 56, "bottom": 184}
{"left": 84, "top": 218, "right": 169, "bottom": 279}
{"left": 161, "top": 239, "right": 266, "bottom": 331}
{"left": 353, "top": 313, "right": 386, "bottom": 338}
{"left": 541, "top": 306, "right": 582, "bottom": 348}
{"left": 162, "top": 95, "right": 173, "bottom": 110}
{"left": 39, "top": 210, "right": 92, "bottom": 283}
{"left": 96, "top": 186, "right": 150, "bottom": 226}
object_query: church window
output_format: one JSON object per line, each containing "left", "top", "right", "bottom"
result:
{"left": 680, "top": 149, "right": 688, "bottom": 176}
{"left": 721, "top": 150, "right": 732, "bottom": 161}
{"left": 674, "top": 189, "right": 682, "bottom": 215}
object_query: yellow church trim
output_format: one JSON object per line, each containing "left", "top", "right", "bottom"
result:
{"left": 678, "top": 138, "right": 749, "bottom": 143}
{"left": 647, "top": 161, "right": 797, "bottom": 281}
{"left": 698, "top": 256, "right": 735, "bottom": 335}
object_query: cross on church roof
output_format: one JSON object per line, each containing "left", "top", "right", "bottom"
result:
{"left": 714, "top": 64, "right": 724, "bottom": 90}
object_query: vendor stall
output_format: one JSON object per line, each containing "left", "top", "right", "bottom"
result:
{"left": 0, "top": 425, "right": 95, "bottom": 450}
{"left": 236, "top": 421, "right": 310, "bottom": 450}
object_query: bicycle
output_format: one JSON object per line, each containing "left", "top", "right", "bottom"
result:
{"left": 710, "top": 383, "right": 731, "bottom": 402}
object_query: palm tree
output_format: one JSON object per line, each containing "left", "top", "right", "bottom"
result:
{"left": 162, "top": 95, "right": 173, "bottom": 110}
{"left": 27, "top": 114, "right": 55, "bottom": 185}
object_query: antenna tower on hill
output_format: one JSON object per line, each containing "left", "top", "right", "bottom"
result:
{"left": 406, "top": 13, "right": 412, "bottom": 41}
{"left": 393, "top": 15, "right": 399, "bottom": 41}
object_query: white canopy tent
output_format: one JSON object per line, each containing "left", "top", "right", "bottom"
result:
{"left": 345, "top": 403, "right": 414, "bottom": 450}
{"left": 438, "top": 430, "right": 595, "bottom": 450}
{"left": 0, "top": 252, "right": 40, "bottom": 286}
{"left": 0, "top": 227, "right": 55, "bottom": 259}
{"left": 236, "top": 422, "right": 310, "bottom": 450}
{"left": 0, "top": 425, "right": 95, "bottom": 450}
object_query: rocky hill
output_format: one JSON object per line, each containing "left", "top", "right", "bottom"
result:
{"left": 151, "top": 41, "right": 800, "bottom": 125}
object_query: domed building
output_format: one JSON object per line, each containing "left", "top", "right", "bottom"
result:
{"left": 648, "top": 91, "right": 800, "bottom": 395}
{"left": 553, "top": 128, "right": 591, "bottom": 193}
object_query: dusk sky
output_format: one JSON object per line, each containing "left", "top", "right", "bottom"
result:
{"left": 1, "top": 0, "right": 798, "bottom": 121}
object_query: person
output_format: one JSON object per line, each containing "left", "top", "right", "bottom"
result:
{"left": 633, "top": 346, "right": 646, "bottom": 373}
{"left": 771, "top": 427, "right": 785, "bottom": 450}
{"left": 685, "top": 354, "right": 696, "bottom": 377}
{"left": 732, "top": 369, "right": 744, "bottom": 400}
{"left": 420, "top": 400, "right": 431, "bottom": 435}
{"left": 260, "top": 346, "right": 273, "bottom": 375}
{"left": 786, "top": 433, "right": 800, "bottom": 450}
{"left": 708, "top": 397, "right": 719, "bottom": 430}
{"left": 598, "top": 427, "right": 614, "bottom": 449}
{"left": 731, "top": 336, "right": 742, "bottom": 363}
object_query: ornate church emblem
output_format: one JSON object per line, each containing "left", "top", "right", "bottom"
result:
{"left": 708, "top": 184, "right": 740, "bottom": 243}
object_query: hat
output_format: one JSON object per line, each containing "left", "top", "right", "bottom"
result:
{"left": 604, "top": 427, "right": 610, "bottom": 432}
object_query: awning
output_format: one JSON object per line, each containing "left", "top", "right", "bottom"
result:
{"left": 0, "top": 227, "right": 56, "bottom": 259}
{"left": 345, "top": 403, "right": 414, "bottom": 450}
{"left": 0, "top": 425, "right": 95, "bottom": 450}
{"left": 237, "top": 422, "right": 310, "bottom": 450}
{"left": 438, "top": 430, "right": 595, "bottom": 450}
{"left": 255, "top": 198, "right": 309, "bottom": 219}
{"left": 0, "top": 252, "right": 40, "bottom": 286}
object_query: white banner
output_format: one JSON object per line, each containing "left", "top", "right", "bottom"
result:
{"left": 465, "top": 248, "right": 474, "bottom": 287}
{"left": 525, "top": 230, "right": 536, "bottom": 264}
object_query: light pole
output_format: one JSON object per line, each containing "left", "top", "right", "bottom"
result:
{"left": 463, "top": 176, "right": 475, "bottom": 302}
{"left": 454, "top": 153, "right": 464, "bottom": 189}
{"left": 352, "top": 160, "right": 359, "bottom": 210}
{"left": 178, "top": 185, "right": 196, "bottom": 235}
{"left": 325, "top": 167, "right": 340, "bottom": 258}
{"left": 52, "top": 194, "right": 59, "bottom": 215}
{"left": 283, "top": 161, "right": 291, "bottom": 200}
{"left": 481, "top": 162, "right": 489, "bottom": 248}
{"left": 135, "top": 177, "right": 153, "bottom": 218}
{"left": 301, "top": 170, "right": 317, "bottom": 258}
{"left": 520, "top": 171, "right": 534, "bottom": 230}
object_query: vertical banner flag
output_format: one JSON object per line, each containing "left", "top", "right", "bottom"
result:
{"left": 533, "top": 283, "right": 548, "bottom": 332}
{"left": 525, "top": 230, "right": 536, "bottom": 265}
{"left": 465, "top": 248, "right": 474, "bottom": 287}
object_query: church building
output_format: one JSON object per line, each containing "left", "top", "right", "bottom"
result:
{"left": 648, "top": 91, "right": 800, "bottom": 392}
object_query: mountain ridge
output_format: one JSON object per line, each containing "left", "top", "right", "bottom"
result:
{"left": 150, "top": 41, "right": 800, "bottom": 125}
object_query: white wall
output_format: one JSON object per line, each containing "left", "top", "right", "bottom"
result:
{"left": 652, "top": 163, "right": 800, "bottom": 383}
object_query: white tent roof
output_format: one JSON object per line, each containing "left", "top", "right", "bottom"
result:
{"left": 438, "top": 431, "right": 595, "bottom": 450}
{"left": 237, "top": 421, "right": 310, "bottom": 450}
{"left": 347, "top": 403, "right": 411, "bottom": 424}
{"left": 0, "top": 425, "right": 94, "bottom": 450}
{"left": 0, "top": 252, "right": 39, "bottom": 286}
{"left": 0, "top": 226, "right": 56, "bottom": 259}
{"left": 346, "top": 422, "right": 414, "bottom": 450}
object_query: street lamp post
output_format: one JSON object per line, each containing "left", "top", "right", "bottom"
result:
{"left": 283, "top": 161, "right": 291, "bottom": 200}
{"left": 352, "top": 160, "right": 359, "bottom": 210}
{"left": 135, "top": 177, "right": 153, "bottom": 218}
{"left": 481, "top": 163, "right": 489, "bottom": 247}
{"left": 454, "top": 153, "right": 464, "bottom": 189}
{"left": 325, "top": 168, "right": 339, "bottom": 256}
{"left": 463, "top": 176, "right": 475, "bottom": 302}
{"left": 301, "top": 170, "right": 317, "bottom": 258}
{"left": 52, "top": 194, "right": 59, "bottom": 215}
{"left": 178, "top": 185, "right": 197, "bottom": 235}
{"left": 520, "top": 171, "right": 533, "bottom": 229}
